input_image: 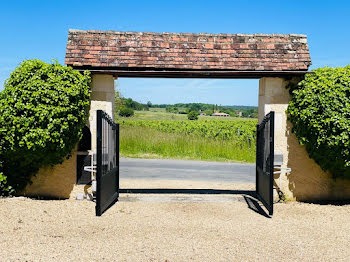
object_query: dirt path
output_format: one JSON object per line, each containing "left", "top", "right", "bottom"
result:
{"left": 1, "top": 181, "right": 350, "bottom": 261}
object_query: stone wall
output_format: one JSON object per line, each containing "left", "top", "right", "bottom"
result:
{"left": 21, "top": 149, "right": 77, "bottom": 199}
{"left": 260, "top": 77, "right": 350, "bottom": 201}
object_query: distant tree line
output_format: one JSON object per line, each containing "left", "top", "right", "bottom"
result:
{"left": 115, "top": 93, "right": 258, "bottom": 118}
{"left": 159, "top": 103, "right": 258, "bottom": 118}
{"left": 115, "top": 92, "right": 149, "bottom": 117}
{"left": 122, "top": 97, "right": 149, "bottom": 111}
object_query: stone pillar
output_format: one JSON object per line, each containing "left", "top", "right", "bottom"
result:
{"left": 88, "top": 74, "right": 115, "bottom": 152}
{"left": 258, "top": 77, "right": 293, "bottom": 200}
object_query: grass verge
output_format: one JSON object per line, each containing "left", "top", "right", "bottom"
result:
{"left": 120, "top": 125, "right": 255, "bottom": 163}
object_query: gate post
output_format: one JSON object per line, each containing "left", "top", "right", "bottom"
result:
{"left": 258, "top": 78, "right": 291, "bottom": 200}
{"left": 88, "top": 74, "right": 116, "bottom": 153}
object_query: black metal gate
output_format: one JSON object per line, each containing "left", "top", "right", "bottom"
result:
{"left": 96, "top": 110, "right": 120, "bottom": 216}
{"left": 256, "top": 111, "right": 274, "bottom": 215}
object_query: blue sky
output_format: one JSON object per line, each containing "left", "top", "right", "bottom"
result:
{"left": 0, "top": 1, "right": 349, "bottom": 105}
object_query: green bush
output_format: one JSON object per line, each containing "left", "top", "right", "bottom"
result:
{"left": 0, "top": 159, "right": 14, "bottom": 196}
{"left": 204, "top": 109, "right": 213, "bottom": 116}
{"left": 0, "top": 59, "right": 91, "bottom": 194}
{"left": 119, "top": 106, "right": 134, "bottom": 117}
{"left": 187, "top": 111, "right": 199, "bottom": 120}
{"left": 287, "top": 66, "right": 350, "bottom": 178}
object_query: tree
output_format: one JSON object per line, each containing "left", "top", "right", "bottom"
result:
{"left": 115, "top": 93, "right": 148, "bottom": 114}
{"left": 147, "top": 101, "right": 152, "bottom": 108}
{"left": 187, "top": 111, "right": 199, "bottom": 120}
{"left": 114, "top": 91, "right": 124, "bottom": 113}
{"left": 205, "top": 109, "right": 213, "bottom": 116}
{"left": 119, "top": 106, "right": 134, "bottom": 117}
{"left": 166, "top": 106, "right": 179, "bottom": 113}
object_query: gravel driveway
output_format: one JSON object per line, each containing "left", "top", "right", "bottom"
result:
{"left": 1, "top": 180, "right": 350, "bottom": 261}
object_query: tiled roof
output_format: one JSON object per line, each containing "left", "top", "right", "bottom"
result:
{"left": 65, "top": 29, "right": 311, "bottom": 71}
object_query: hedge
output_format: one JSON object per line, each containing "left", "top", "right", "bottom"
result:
{"left": 287, "top": 66, "right": 350, "bottom": 178}
{"left": 0, "top": 60, "right": 91, "bottom": 195}
{"left": 0, "top": 159, "right": 14, "bottom": 196}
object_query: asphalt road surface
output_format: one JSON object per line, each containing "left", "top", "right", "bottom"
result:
{"left": 120, "top": 158, "right": 255, "bottom": 183}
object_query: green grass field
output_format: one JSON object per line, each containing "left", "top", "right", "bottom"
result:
{"left": 120, "top": 125, "right": 255, "bottom": 163}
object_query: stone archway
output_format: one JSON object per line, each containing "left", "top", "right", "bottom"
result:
{"left": 30, "top": 29, "right": 347, "bottom": 201}
{"left": 63, "top": 29, "right": 316, "bottom": 200}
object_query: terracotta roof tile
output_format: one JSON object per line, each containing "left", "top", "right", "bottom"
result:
{"left": 65, "top": 29, "right": 311, "bottom": 71}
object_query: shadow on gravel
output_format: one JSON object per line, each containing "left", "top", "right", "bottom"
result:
{"left": 299, "top": 200, "right": 350, "bottom": 206}
{"left": 120, "top": 188, "right": 256, "bottom": 196}
{"left": 120, "top": 188, "right": 271, "bottom": 218}
{"left": 244, "top": 196, "right": 271, "bottom": 218}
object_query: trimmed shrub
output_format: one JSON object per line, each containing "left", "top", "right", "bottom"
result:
{"left": 0, "top": 59, "right": 91, "bottom": 193}
{"left": 287, "top": 66, "right": 350, "bottom": 178}
{"left": 0, "top": 159, "right": 14, "bottom": 196}
{"left": 119, "top": 106, "right": 134, "bottom": 117}
{"left": 187, "top": 111, "right": 199, "bottom": 120}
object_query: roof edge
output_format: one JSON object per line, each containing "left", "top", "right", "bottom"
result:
{"left": 68, "top": 29, "right": 307, "bottom": 38}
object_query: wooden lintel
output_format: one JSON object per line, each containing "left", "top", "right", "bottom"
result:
{"left": 69, "top": 65, "right": 311, "bottom": 79}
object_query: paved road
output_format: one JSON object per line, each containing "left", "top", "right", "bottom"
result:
{"left": 120, "top": 158, "right": 255, "bottom": 183}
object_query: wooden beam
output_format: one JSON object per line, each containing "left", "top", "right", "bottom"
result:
{"left": 69, "top": 65, "right": 311, "bottom": 79}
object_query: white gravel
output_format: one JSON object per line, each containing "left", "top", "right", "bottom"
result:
{"left": 1, "top": 180, "right": 350, "bottom": 261}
